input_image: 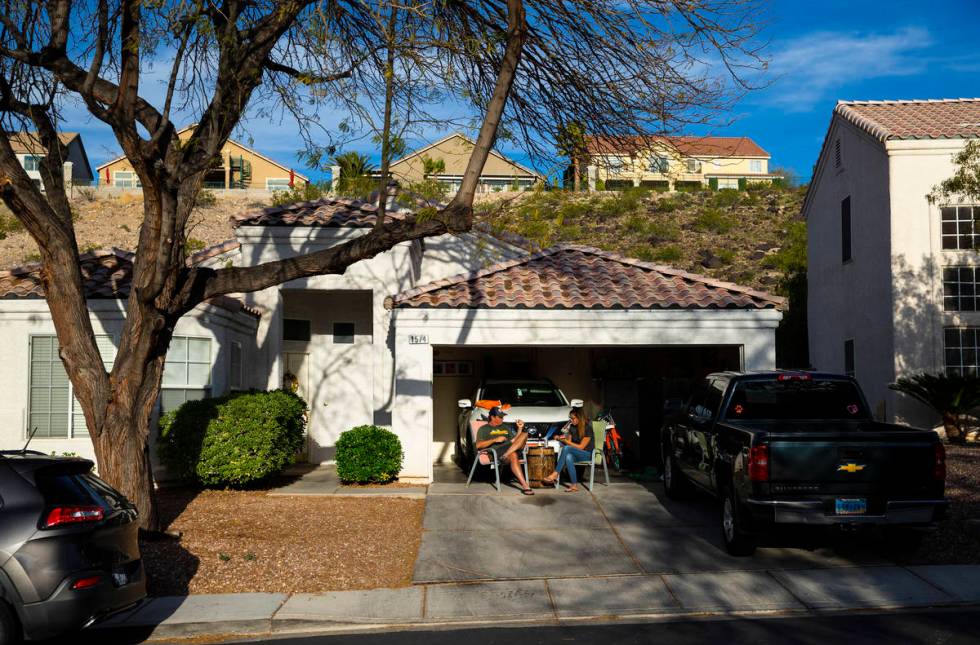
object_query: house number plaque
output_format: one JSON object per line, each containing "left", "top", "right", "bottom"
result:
{"left": 408, "top": 334, "right": 429, "bottom": 345}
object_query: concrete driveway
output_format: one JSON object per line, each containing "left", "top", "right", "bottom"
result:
{"left": 414, "top": 470, "right": 888, "bottom": 584}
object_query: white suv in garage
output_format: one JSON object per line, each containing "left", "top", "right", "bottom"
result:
{"left": 456, "top": 379, "right": 583, "bottom": 466}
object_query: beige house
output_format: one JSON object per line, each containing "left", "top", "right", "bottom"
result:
{"left": 585, "top": 135, "right": 779, "bottom": 191}
{"left": 96, "top": 126, "right": 308, "bottom": 191}
{"left": 383, "top": 133, "right": 541, "bottom": 193}
{"left": 8, "top": 131, "right": 94, "bottom": 188}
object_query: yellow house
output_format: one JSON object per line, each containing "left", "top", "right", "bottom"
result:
{"left": 383, "top": 133, "right": 542, "bottom": 193}
{"left": 95, "top": 126, "right": 308, "bottom": 191}
{"left": 585, "top": 135, "right": 779, "bottom": 191}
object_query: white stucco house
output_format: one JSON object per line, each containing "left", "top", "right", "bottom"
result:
{"left": 8, "top": 131, "right": 95, "bottom": 188}
{"left": 806, "top": 98, "right": 980, "bottom": 429}
{"left": 0, "top": 198, "right": 784, "bottom": 481}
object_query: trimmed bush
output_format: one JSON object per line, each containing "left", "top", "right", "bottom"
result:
{"left": 335, "top": 425, "right": 403, "bottom": 483}
{"left": 157, "top": 389, "right": 307, "bottom": 487}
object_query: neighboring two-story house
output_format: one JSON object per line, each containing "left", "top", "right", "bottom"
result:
{"left": 806, "top": 98, "right": 980, "bottom": 429}
{"left": 96, "top": 125, "right": 308, "bottom": 191}
{"left": 8, "top": 131, "right": 95, "bottom": 189}
{"left": 379, "top": 133, "right": 542, "bottom": 194}
{"left": 584, "top": 135, "right": 779, "bottom": 191}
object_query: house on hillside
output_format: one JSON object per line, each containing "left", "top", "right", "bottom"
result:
{"left": 585, "top": 135, "right": 779, "bottom": 192}
{"left": 0, "top": 199, "right": 783, "bottom": 480}
{"left": 377, "top": 133, "right": 542, "bottom": 193}
{"left": 806, "top": 98, "right": 980, "bottom": 429}
{"left": 96, "top": 125, "right": 308, "bottom": 191}
{"left": 7, "top": 132, "right": 94, "bottom": 189}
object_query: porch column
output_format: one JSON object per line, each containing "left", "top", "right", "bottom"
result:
{"left": 587, "top": 165, "right": 597, "bottom": 192}
{"left": 392, "top": 328, "right": 433, "bottom": 482}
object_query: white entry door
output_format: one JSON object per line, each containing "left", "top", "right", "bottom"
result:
{"left": 283, "top": 352, "right": 311, "bottom": 459}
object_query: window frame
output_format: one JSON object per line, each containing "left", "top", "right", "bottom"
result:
{"left": 266, "top": 178, "right": 293, "bottom": 191}
{"left": 685, "top": 158, "right": 703, "bottom": 174}
{"left": 941, "top": 205, "right": 980, "bottom": 251}
{"left": 944, "top": 327, "right": 980, "bottom": 376}
{"left": 648, "top": 156, "right": 669, "bottom": 174}
{"left": 749, "top": 159, "right": 762, "bottom": 173}
{"left": 942, "top": 266, "right": 980, "bottom": 311}
{"left": 160, "top": 335, "right": 212, "bottom": 415}
{"left": 332, "top": 322, "right": 355, "bottom": 344}
{"left": 112, "top": 170, "right": 142, "bottom": 188}
{"left": 22, "top": 155, "right": 41, "bottom": 172}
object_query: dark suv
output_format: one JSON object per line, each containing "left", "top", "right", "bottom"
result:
{"left": 0, "top": 451, "right": 145, "bottom": 643}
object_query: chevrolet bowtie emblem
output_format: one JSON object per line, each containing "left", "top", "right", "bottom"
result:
{"left": 837, "top": 463, "right": 866, "bottom": 473}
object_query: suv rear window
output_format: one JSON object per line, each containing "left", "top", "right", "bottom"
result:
{"left": 481, "top": 384, "right": 565, "bottom": 407}
{"left": 35, "top": 467, "right": 130, "bottom": 511}
{"left": 726, "top": 379, "right": 869, "bottom": 420}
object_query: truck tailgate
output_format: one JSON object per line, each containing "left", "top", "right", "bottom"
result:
{"left": 768, "top": 430, "right": 937, "bottom": 498}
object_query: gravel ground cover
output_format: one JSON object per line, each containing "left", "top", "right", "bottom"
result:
{"left": 142, "top": 489, "right": 424, "bottom": 596}
{"left": 911, "top": 444, "right": 980, "bottom": 564}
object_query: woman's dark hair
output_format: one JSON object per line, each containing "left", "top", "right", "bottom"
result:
{"left": 569, "top": 406, "right": 588, "bottom": 440}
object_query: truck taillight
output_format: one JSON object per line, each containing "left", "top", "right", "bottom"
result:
{"left": 42, "top": 505, "right": 104, "bottom": 528}
{"left": 934, "top": 443, "right": 946, "bottom": 482}
{"left": 748, "top": 445, "right": 769, "bottom": 482}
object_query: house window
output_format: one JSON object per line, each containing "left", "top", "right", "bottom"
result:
{"left": 686, "top": 159, "right": 702, "bottom": 173}
{"left": 161, "top": 337, "right": 211, "bottom": 414}
{"left": 944, "top": 327, "right": 980, "bottom": 376}
{"left": 841, "top": 196, "right": 852, "bottom": 263}
{"left": 844, "top": 339, "right": 855, "bottom": 377}
{"left": 113, "top": 171, "right": 142, "bottom": 188}
{"left": 434, "top": 360, "right": 474, "bottom": 377}
{"left": 283, "top": 319, "right": 311, "bottom": 342}
{"left": 229, "top": 340, "right": 243, "bottom": 390}
{"left": 23, "top": 155, "right": 41, "bottom": 172}
{"left": 29, "top": 335, "right": 115, "bottom": 438}
{"left": 941, "top": 206, "right": 980, "bottom": 250}
{"left": 834, "top": 139, "right": 842, "bottom": 168}
{"left": 749, "top": 159, "right": 762, "bottom": 173}
{"left": 942, "top": 266, "right": 980, "bottom": 311}
{"left": 333, "top": 322, "right": 355, "bottom": 344}
{"left": 267, "top": 178, "right": 292, "bottom": 191}
{"left": 604, "top": 157, "right": 625, "bottom": 175}
{"left": 649, "top": 156, "right": 669, "bottom": 173}
{"left": 717, "top": 177, "right": 739, "bottom": 190}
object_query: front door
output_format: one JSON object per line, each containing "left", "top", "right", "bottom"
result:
{"left": 283, "top": 352, "right": 311, "bottom": 459}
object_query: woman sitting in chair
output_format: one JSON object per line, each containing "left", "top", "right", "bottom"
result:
{"left": 542, "top": 406, "right": 594, "bottom": 492}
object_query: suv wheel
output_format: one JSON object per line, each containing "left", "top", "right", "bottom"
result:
{"left": 663, "top": 453, "right": 687, "bottom": 499}
{"left": 721, "top": 487, "right": 756, "bottom": 556}
{"left": 0, "top": 600, "right": 20, "bottom": 645}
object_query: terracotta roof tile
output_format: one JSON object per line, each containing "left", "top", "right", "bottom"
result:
{"left": 0, "top": 249, "right": 259, "bottom": 317}
{"left": 835, "top": 99, "right": 980, "bottom": 141}
{"left": 585, "top": 135, "right": 769, "bottom": 158}
{"left": 231, "top": 198, "right": 405, "bottom": 228}
{"left": 187, "top": 239, "right": 241, "bottom": 266}
{"left": 5, "top": 131, "right": 80, "bottom": 154}
{"left": 388, "top": 245, "right": 784, "bottom": 310}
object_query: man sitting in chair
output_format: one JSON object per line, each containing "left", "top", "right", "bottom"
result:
{"left": 475, "top": 406, "right": 534, "bottom": 495}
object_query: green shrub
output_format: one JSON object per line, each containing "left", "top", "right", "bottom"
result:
{"left": 272, "top": 181, "right": 329, "bottom": 206}
{"left": 652, "top": 245, "right": 683, "bottom": 263}
{"left": 0, "top": 208, "right": 24, "bottom": 240}
{"left": 693, "top": 208, "right": 733, "bottom": 234}
{"left": 157, "top": 389, "right": 307, "bottom": 487}
{"left": 647, "top": 221, "right": 680, "bottom": 241}
{"left": 195, "top": 189, "right": 217, "bottom": 208}
{"left": 708, "top": 189, "right": 741, "bottom": 209}
{"left": 655, "top": 198, "right": 677, "bottom": 213}
{"left": 335, "top": 425, "right": 403, "bottom": 483}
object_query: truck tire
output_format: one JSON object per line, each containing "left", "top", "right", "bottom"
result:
{"left": 721, "top": 486, "right": 756, "bottom": 556}
{"left": 663, "top": 453, "right": 688, "bottom": 499}
{"left": 0, "top": 600, "right": 20, "bottom": 645}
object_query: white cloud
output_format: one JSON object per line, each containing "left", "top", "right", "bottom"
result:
{"left": 760, "top": 26, "right": 933, "bottom": 112}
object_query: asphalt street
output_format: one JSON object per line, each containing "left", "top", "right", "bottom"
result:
{"left": 216, "top": 608, "right": 980, "bottom": 645}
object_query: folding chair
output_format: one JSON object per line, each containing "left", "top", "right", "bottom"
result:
{"left": 572, "top": 420, "right": 610, "bottom": 491}
{"left": 465, "top": 419, "right": 529, "bottom": 493}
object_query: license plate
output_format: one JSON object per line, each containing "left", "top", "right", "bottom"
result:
{"left": 835, "top": 498, "right": 867, "bottom": 516}
{"left": 112, "top": 571, "right": 128, "bottom": 586}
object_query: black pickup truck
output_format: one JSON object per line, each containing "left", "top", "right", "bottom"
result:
{"left": 660, "top": 371, "right": 947, "bottom": 556}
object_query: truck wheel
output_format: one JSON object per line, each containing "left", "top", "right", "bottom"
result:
{"left": 663, "top": 454, "right": 687, "bottom": 499}
{"left": 721, "top": 487, "right": 756, "bottom": 556}
{"left": 0, "top": 600, "right": 20, "bottom": 645}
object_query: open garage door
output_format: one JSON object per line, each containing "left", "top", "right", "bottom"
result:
{"left": 431, "top": 345, "right": 742, "bottom": 467}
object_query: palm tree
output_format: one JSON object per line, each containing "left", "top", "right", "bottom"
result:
{"left": 889, "top": 372, "right": 980, "bottom": 442}
{"left": 331, "top": 151, "right": 376, "bottom": 191}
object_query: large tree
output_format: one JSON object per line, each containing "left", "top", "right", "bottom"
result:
{"left": 0, "top": 0, "right": 765, "bottom": 530}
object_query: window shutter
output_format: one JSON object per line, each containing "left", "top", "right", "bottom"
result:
{"left": 841, "top": 196, "right": 852, "bottom": 262}
{"left": 834, "top": 139, "right": 842, "bottom": 168}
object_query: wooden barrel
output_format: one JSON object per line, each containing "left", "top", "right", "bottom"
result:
{"left": 526, "top": 445, "right": 557, "bottom": 488}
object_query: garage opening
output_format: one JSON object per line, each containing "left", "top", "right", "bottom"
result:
{"left": 431, "top": 345, "right": 742, "bottom": 468}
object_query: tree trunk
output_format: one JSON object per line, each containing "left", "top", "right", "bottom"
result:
{"left": 92, "top": 402, "right": 160, "bottom": 530}
{"left": 573, "top": 156, "right": 580, "bottom": 192}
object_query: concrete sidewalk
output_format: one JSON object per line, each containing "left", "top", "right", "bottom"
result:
{"left": 93, "top": 564, "right": 980, "bottom": 641}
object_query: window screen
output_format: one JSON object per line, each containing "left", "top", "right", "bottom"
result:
{"left": 160, "top": 336, "right": 211, "bottom": 414}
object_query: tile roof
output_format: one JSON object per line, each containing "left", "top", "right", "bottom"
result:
{"left": 835, "top": 99, "right": 980, "bottom": 141}
{"left": 230, "top": 198, "right": 406, "bottom": 228}
{"left": 187, "top": 239, "right": 240, "bottom": 266}
{"left": 0, "top": 248, "right": 259, "bottom": 317}
{"left": 388, "top": 245, "right": 784, "bottom": 310}
{"left": 6, "top": 131, "right": 80, "bottom": 154}
{"left": 585, "top": 135, "right": 769, "bottom": 158}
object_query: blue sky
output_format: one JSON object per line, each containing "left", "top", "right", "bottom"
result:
{"left": 78, "top": 1, "right": 980, "bottom": 185}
